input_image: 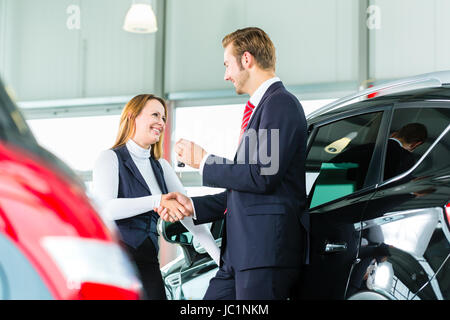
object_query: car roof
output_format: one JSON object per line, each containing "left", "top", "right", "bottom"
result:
{"left": 308, "top": 86, "right": 450, "bottom": 126}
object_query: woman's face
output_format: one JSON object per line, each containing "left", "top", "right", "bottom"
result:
{"left": 133, "top": 99, "right": 166, "bottom": 149}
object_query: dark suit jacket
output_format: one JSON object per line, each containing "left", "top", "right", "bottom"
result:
{"left": 192, "top": 81, "right": 308, "bottom": 271}
{"left": 384, "top": 139, "right": 415, "bottom": 180}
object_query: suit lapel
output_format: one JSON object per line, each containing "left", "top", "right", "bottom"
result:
{"left": 235, "top": 81, "right": 284, "bottom": 156}
{"left": 246, "top": 81, "right": 283, "bottom": 130}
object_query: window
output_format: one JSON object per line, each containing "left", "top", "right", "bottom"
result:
{"left": 413, "top": 127, "right": 450, "bottom": 177}
{"left": 27, "top": 115, "right": 121, "bottom": 172}
{"left": 173, "top": 104, "right": 243, "bottom": 196}
{"left": 26, "top": 115, "right": 121, "bottom": 193}
{"left": 384, "top": 107, "right": 450, "bottom": 181}
{"left": 306, "top": 112, "right": 383, "bottom": 208}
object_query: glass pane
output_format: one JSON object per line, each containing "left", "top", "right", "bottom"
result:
{"left": 27, "top": 115, "right": 120, "bottom": 192}
{"left": 384, "top": 107, "right": 450, "bottom": 181}
{"left": 307, "top": 112, "right": 383, "bottom": 208}
{"left": 413, "top": 129, "right": 450, "bottom": 177}
{"left": 173, "top": 104, "right": 243, "bottom": 172}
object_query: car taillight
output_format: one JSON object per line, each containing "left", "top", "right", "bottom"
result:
{"left": 41, "top": 236, "right": 142, "bottom": 299}
{"left": 79, "top": 282, "right": 140, "bottom": 300}
{"left": 445, "top": 202, "right": 450, "bottom": 227}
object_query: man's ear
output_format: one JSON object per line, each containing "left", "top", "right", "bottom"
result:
{"left": 241, "top": 51, "right": 253, "bottom": 68}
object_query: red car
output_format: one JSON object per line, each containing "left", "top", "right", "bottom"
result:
{"left": 0, "top": 80, "right": 142, "bottom": 299}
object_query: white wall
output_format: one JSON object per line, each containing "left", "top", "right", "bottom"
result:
{"left": 165, "top": 0, "right": 359, "bottom": 93}
{"left": 370, "top": 0, "right": 450, "bottom": 80}
{"left": 1, "top": 0, "right": 450, "bottom": 105}
{"left": 0, "top": 0, "right": 157, "bottom": 101}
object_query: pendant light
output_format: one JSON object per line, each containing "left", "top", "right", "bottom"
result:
{"left": 123, "top": 0, "right": 157, "bottom": 34}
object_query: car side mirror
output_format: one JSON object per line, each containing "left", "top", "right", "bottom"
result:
{"left": 157, "top": 219, "right": 193, "bottom": 246}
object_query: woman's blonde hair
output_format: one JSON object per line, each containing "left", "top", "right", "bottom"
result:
{"left": 112, "top": 94, "right": 167, "bottom": 160}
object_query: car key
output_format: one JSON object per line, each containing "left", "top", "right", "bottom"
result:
{"left": 177, "top": 161, "right": 185, "bottom": 179}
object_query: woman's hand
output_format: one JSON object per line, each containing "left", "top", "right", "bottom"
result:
{"left": 157, "top": 194, "right": 186, "bottom": 223}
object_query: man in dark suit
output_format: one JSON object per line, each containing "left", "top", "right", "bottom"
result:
{"left": 157, "top": 27, "right": 308, "bottom": 300}
{"left": 384, "top": 123, "right": 427, "bottom": 180}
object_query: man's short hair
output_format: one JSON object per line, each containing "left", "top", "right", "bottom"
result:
{"left": 396, "top": 123, "right": 428, "bottom": 144}
{"left": 222, "top": 27, "right": 276, "bottom": 71}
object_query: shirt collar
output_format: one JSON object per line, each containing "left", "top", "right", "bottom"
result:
{"left": 389, "top": 137, "right": 403, "bottom": 148}
{"left": 249, "top": 76, "right": 281, "bottom": 108}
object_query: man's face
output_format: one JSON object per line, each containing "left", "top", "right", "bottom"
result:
{"left": 223, "top": 44, "right": 249, "bottom": 95}
{"left": 391, "top": 132, "right": 423, "bottom": 152}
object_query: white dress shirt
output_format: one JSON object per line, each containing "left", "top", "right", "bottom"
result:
{"left": 389, "top": 137, "right": 404, "bottom": 148}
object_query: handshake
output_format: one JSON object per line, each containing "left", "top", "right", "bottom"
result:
{"left": 154, "top": 192, "right": 194, "bottom": 223}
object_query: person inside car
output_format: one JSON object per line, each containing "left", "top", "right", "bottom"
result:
{"left": 384, "top": 122, "right": 428, "bottom": 180}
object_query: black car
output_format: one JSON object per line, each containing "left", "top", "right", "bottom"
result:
{"left": 159, "top": 71, "right": 450, "bottom": 300}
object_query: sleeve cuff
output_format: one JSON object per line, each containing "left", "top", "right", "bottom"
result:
{"left": 155, "top": 195, "right": 162, "bottom": 209}
{"left": 199, "top": 153, "right": 211, "bottom": 176}
{"left": 191, "top": 197, "right": 197, "bottom": 220}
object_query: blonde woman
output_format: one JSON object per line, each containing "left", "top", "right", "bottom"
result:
{"left": 92, "top": 94, "right": 219, "bottom": 299}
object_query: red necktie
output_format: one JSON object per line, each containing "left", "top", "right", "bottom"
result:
{"left": 238, "top": 100, "right": 255, "bottom": 144}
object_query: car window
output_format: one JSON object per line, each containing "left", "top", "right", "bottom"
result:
{"left": 306, "top": 112, "right": 383, "bottom": 208}
{"left": 413, "top": 127, "right": 450, "bottom": 177}
{"left": 383, "top": 107, "right": 450, "bottom": 181}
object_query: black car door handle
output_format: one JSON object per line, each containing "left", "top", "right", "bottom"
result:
{"left": 324, "top": 242, "right": 348, "bottom": 253}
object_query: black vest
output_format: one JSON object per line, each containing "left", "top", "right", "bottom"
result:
{"left": 112, "top": 145, "right": 168, "bottom": 251}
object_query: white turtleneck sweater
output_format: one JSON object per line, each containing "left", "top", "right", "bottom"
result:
{"left": 92, "top": 139, "right": 183, "bottom": 220}
{"left": 92, "top": 139, "right": 220, "bottom": 264}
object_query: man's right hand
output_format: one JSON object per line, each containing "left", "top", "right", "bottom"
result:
{"left": 155, "top": 192, "right": 194, "bottom": 223}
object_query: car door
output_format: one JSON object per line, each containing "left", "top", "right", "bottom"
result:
{"left": 159, "top": 218, "right": 223, "bottom": 299}
{"left": 354, "top": 104, "right": 450, "bottom": 300}
{"left": 300, "top": 107, "right": 391, "bottom": 299}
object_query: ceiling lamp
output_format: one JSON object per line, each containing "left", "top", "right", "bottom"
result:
{"left": 123, "top": 2, "right": 157, "bottom": 34}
